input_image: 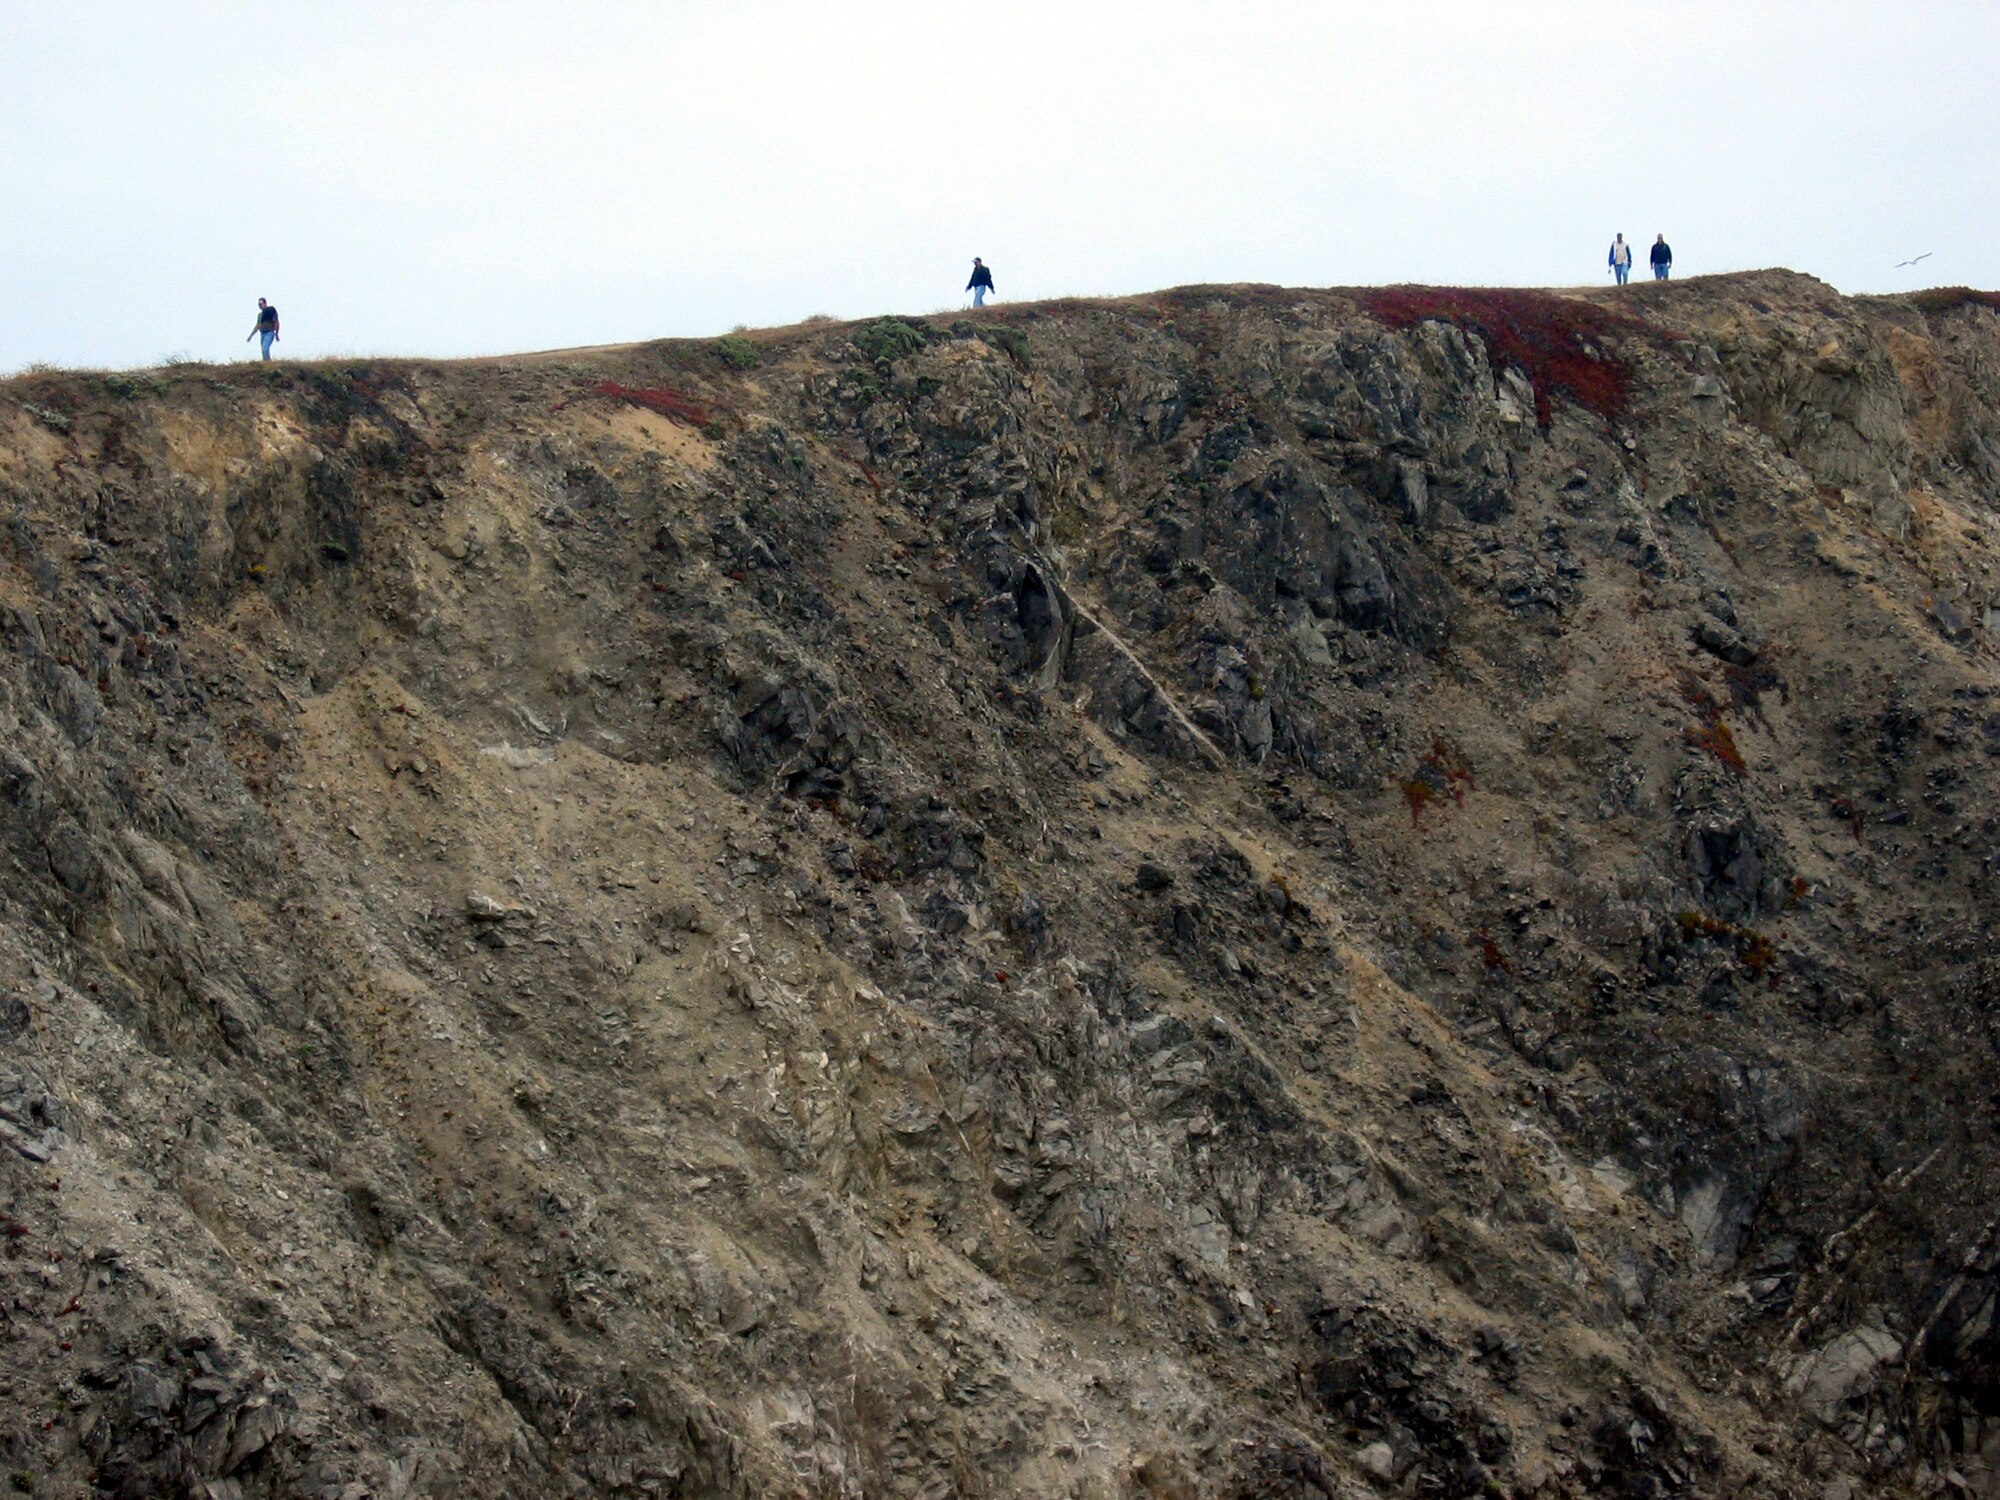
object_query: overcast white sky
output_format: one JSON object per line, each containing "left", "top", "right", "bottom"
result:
{"left": 3, "top": 2, "right": 1994, "bottom": 370}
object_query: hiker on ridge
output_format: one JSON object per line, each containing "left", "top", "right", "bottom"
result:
{"left": 967, "top": 258, "right": 995, "bottom": 308}
{"left": 1608, "top": 234, "right": 1633, "bottom": 286}
{"left": 247, "top": 298, "right": 280, "bottom": 359}
{"left": 1650, "top": 235, "right": 1673, "bottom": 281}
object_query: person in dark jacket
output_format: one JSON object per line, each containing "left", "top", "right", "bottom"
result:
{"left": 1650, "top": 235, "right": 1673, "bottom": 280}
{"left": 246, "top": 298, "right": 280, "bottom": 359}
{"left": 966, "top": 258, "right": 995, "bottom": 307}
{"left": 1608, "top": 234, "right": 1632, "bottom": 285}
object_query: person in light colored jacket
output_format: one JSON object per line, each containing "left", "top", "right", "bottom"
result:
{"left": 1608, "top": 234, "right": 1633, "bottom": 286}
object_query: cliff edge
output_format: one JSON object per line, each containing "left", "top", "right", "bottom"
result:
{"left": 1, "top": 271, "right": 1997, "bottom": 1498}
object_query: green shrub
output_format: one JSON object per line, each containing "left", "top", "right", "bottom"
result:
{"left": 1907, "top": 287, "right": 2000, "bottom": 315}
{"left": 103, "top": 373, "right": 165, "bottom": 399}
{"left": 851, "top": 317, "right": 930, "bottom": 369}
{"left": 712, "top": 335, "right": 760, "bottom": 370}
{"left": 981, "top": 326, "right": 1030, "bottom": 365}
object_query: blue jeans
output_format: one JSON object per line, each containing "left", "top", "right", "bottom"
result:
{"left": 259, "top": 329, "right": 276, "bottom": 359}
{"left": 1613, "top": 264, "right": 1629, "bottom": 285}
{"left": 1653, "top": 263, "right": 1670, "bottom": 280}
{"left": 972, "top": 285, "right": 987, "bottom": 307}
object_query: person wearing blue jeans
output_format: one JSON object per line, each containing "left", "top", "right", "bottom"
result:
{"left": 247, "top": 298, "right": 280, "bottom": 359}
{"left": 1608, "top": 234, "right": 1632, "bottom": 285}
{"left": 966, "top": 258, "right": 994, "bottom": 307}
{"left": 1650, "top": 235, "right": 1673, "bottom": 280}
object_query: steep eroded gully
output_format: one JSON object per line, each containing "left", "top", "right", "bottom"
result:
{"left": 0, "top": 271, "right": 1996, "bottom": 1498}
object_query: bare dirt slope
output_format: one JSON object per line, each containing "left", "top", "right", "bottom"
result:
{"left": 0, "top": 272, "right": 1997, "bottom": 1499}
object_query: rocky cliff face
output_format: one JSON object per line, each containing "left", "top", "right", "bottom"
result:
{"left": 1, "top": 271, "right": 1998, "bottom": 1499}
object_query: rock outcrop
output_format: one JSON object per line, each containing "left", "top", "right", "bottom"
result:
{"left": 0, "top": 271, "right": 1997, "bottom": 1497}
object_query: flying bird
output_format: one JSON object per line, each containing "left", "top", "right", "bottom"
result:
{"left": 1894, "top": 252, "right": 1934, "bottom": 268}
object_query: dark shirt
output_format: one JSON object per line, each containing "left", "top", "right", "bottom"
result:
{"left": 257, "top": 306, "right": 279, "bottom": 328}
{"left": 966, "top": 265, "right": 994, "bottom": 290}
{"left": 1650, "top": 242, "right": 1672, "bottom": 266}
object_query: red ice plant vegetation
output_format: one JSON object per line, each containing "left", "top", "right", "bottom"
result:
{"left": 1722, "top": 659, "right": 1785, "bottom": 730}
{"left": 592, "top": 380, "right": 710, "bottom": 428}
{"left": 1677, "top": 910, "right": 1779, "bottom": 987}
{"left": 1468, "top": 929, "right": 1512, "bottom": 973}
{"left": 1355, "top": 286, "right": 1640, "bottom": 427}
{"left": 1400, "top": 738, "right": 1476, "bottom": 826}
{"left": 1677, "top": 673, "right": 1747, "bottom": 775}
{"left": 1683, "top": 717, "right": 1746, "bottom": 775}
{"left": 1816, "top": 787, "right": 1864, "bottom": 842}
